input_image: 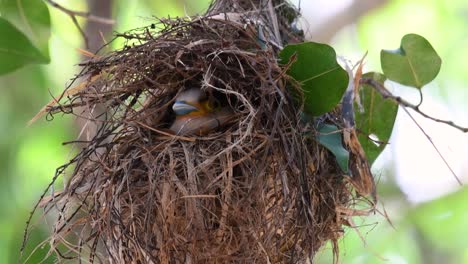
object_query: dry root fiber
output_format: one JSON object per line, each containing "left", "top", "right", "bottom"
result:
{"left": 26, "top": 1, "right": 375, "bottom": 263}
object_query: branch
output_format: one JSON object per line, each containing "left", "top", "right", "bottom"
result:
{"left": 360, "top": 77, "right": 468, "bottom": 133}
{"left": 44, "top": 0, "right": 114, "bottom": 48}
{"left": 360, "top": 77, "right": 464, "bottom": 186}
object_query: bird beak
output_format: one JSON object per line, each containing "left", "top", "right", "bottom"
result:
{"left": 172, "top": 101, "right": 199, "bottom": 115}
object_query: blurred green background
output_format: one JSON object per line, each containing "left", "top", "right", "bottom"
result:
{"left": 1, "top": 0, "right": 467, "bottom": 263}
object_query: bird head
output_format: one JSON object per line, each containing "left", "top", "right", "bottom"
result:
{"left": 170, "top": 88, "right": 233, "bottom": 135}
{"left": 172, "top": 88, "right": 217, "bottom": 116}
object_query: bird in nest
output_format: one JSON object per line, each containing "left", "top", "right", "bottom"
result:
{"left": 170, "top": 88, "right": 235, "bottom": 135}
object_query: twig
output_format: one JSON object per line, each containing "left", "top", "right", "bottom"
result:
{"left": 360, "top": 77, "right": 468, "bottom": 133}
{"left": 402, "top": 107, "right": 463, "bottom": 185}
{"left": 361, "top": 77, "right": 464, "bottom": 186}
{"left": 44, "top": 0, "right": 114, "bottom": 48}
{"left": 267, "top": 0, "right": 282, "bottom": 45}
{"left": 45, "top": 0, "right": 114, "bottom": 24}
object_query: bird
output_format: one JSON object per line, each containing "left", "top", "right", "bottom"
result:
{"left": 169, "top": 88, "right": 234, "bottom": 135}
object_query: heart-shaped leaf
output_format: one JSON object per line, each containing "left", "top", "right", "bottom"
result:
{"left": 381, "top": 34, "right": 441, "bottom": 88}
{"left": 356, "top": 72, "right": 398, "bottom": 164}
{"left": 317, "top": 124, "right": 349, "bottom": 173}
{"left": 279, "top": 42, "right": 349, "bottom": 116}
{"left": 0, "top": 18, "right": 46, "bottom": 74}
{"left": 0, "top": 0, "right": 51, "bottom": 61}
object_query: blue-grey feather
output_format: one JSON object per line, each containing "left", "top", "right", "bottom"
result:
{"left": 173, "top": 101, "right": 198, "bottom": 115}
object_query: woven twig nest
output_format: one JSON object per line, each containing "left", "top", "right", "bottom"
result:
{"left": 27, "top": 2, "right": 375, "bottom": 263}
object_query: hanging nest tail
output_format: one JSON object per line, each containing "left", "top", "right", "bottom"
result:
{"left": 25, "top": 1, "right": 376, "bottom": 263}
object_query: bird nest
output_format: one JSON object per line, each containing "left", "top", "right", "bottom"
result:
{"left": 26, "top": 9, "right": 375, "bottom": 264}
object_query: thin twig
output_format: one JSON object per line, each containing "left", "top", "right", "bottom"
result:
{"left": 360, "top": 77, "right": 468, "bottom": 133}
{"left": 361, "top": 77, "right": 464, "bottom": 185}
{"left": 45, "top": 0, "right": 114, "bottom": 24}
{"left": 402, "top": 107, "right": 463, "bottom": 185}
{"left": 267, "top": 0, "right": 282, "bottom": 45}
{"left": 44, "top": 0, "right": 115, "bottom": 48}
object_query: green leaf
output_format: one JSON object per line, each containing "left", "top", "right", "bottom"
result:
{"left": 356, "top": 72, "right": 398, "bottom": 164}
{"left": 0, "top": 0, "right": 51, "bottom": 60}
{"left": 0, "top": 18, "right": 46, "bottom": 74}
{"left": 279, "top": 42, "right": 349, "bottom": 116}
{"left": 317, "top": 124, "right": 349, "bottom": 172}
{"left": 381, "top": 34, "right": 441, "bottom": 88}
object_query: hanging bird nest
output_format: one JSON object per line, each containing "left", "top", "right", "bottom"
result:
{"left": 26, "top": 1, "right": 376, "bottom": 263}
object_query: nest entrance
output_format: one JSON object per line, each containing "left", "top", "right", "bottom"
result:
{"left": 25, "top": 6, "right": 375, "bottom": 264}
